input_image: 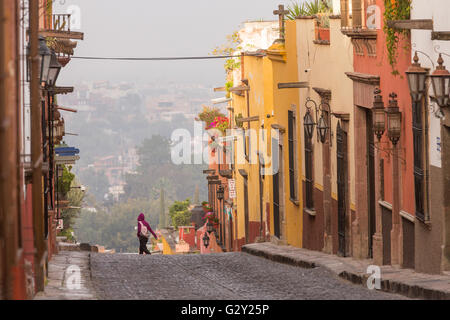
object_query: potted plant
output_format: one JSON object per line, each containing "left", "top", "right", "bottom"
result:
{"left": 202, "top": 212, "right": 220, "bottom": 229}
{"left": 315, "top": 13, "right": 330, "bottom": 41}
{"left": 196, "top": 106, "right": 226, "bottom": 131}
{"left": 202, "top": 203, "right": 213, "bottom": 213}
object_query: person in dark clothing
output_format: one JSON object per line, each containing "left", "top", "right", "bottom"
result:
{"left": 137, "top": 213, "right": 157, "bottom": 255}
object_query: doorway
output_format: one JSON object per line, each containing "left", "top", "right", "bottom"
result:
{"left": 336, "top": 121, "right": 348, "bottom": 256}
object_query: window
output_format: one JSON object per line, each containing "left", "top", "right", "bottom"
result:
{"left": 412, "top": 100, "right": 428, "bottom": 221}
{"left": 288, "top": 110, "right": 298, "bottom": 201}
{"left": 304, "top": 123, "right": 314, "bottom": 210}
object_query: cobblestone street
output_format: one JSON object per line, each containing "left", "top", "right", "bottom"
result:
{"left": 91, "top": 252, "right": 407, "bottom": 300}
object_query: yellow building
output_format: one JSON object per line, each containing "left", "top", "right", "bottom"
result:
{"left": 230, "top": 20, "right": 303, "bottom": 249}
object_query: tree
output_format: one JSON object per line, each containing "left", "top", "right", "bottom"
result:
{"left": 168, "top": 198, "right": 192, "bottom": 229}
{"left": 74, "top": 197, "right": 159, "bottom": 253}
{"left": 158, "top": 187, "right": 166, "bottom": 229}
{"left": 193, "top": 185, "right": 200, "bottom": 206}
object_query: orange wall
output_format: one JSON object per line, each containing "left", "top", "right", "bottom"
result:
{"left": 353, "top": 0, "right": 414, "bottom": 215}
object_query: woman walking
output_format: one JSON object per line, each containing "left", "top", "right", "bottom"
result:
{"left": 137, "top": 213, "right": 157, "bottom": 255}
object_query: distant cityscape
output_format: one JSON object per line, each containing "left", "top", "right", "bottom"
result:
{"left": 58, "top": 80, "right": 219, "bottom": 201}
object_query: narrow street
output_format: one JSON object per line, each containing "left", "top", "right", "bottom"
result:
{"left": 90, "top": 252, "right": 405, "bottom": 300}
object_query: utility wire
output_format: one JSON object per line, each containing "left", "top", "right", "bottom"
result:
{"left": 71, "top": 54, "right": 244, "bottom": 61}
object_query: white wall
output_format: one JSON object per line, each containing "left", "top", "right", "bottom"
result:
{"left": 411, "top": 0, "right": 450, "bottom": 168}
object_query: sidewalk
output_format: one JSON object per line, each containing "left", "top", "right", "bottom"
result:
{"left": 242, "top": 242, "right": 450, "bottom": 300}
{"left": 34, "top": 250, "right": 96, "bottom": 300}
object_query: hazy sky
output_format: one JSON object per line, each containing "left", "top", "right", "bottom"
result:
{"left": 53, "top": 0, "right": 295, "bottom": 87}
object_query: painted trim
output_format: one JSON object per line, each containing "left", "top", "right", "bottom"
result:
{"left": 378, "top": 200, "right": 416, "bottom": 223}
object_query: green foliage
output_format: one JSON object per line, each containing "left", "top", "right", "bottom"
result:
{"left": 196, "top": 106, "right": 227, "bottom": 130}
{"left": 169, "top": 198, "right": 192, "bottom": 229}
{"left": 383, "top": 0, "right": 411, "bottom": 75}
{"left": 58, "top": 165, "right": 75, "bottom": 195}
{"left": 74, "top": 198, "right": 159, "bottom": 253}
{"left": 61, "top": 177, "right": 85, "bottom": 231}
{"left": 287, "top": 0, "right": 332, "bottom": 20}
{"left": 123, "top": 135, "right": 207, "bottom": 202}
{"left": 212, "top": 31, "right": 243, "bottom": 74}
{"left": 158, "top": 188, "right": 166, "bottom": 229}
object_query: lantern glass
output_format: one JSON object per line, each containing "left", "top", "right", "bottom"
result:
{"left": 39, "top": 36, "right": 52, "bottom": 84}
{"left": 217, "top": 185, "right": 224, "bottom": 200}
{"left": 304, "top": 111, "right": 315, "bottom": 140}
{"left": 317, "top": 115, "right": 328, "bottom": 143}
{"left": 373, "top": 108, "right": 385, "bottom": 131}
{"left": 431, "top": 75, "right": 450, "bottom": 107}
{"left": 405, "top": 53, "right": 428, "bottom": 103}
{"left": 387, "top": 110, "right": 402, "bottom": 144}
{"left": 47, "top": 52, "right": 62, "bottom": 87}
{"left": 407, "top": 72, "right": 427, "bottom": 103}
{"left": 430, "top": 54, "right": 450, "bottom": 108}
{"left": 202, "top": 234, "right": 210, "bottom": 248}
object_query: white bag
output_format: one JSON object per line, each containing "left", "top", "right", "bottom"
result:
{"left": 139, "top": 221, "right": 149, "bottom": 238}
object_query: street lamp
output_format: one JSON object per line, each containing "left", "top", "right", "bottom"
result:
{"left": 372, "top": 88, "right": 386, "bottom": 141}
{"left": 386, "top": 93, "right": 402, "bottom": 146}
{"left": 47, "top": 51, "right": 62, "bottom": 87}
{"left": 38, "top": 36, "right": 52, "bottom": 85}
{"left": 217, "top": 185, "right": 224, "bottom": 201}
{"left": 405, "top": 52, "right": 428, "bottom": 103}
{"left": 202, "top": 233, "right": 210, "bottom": 248}
{"left": 26, "top": 36, "right": 52, "bottom": 84}
{"left": 430, "top": 54, "right": 450, "bottom": 108}
{"left": 317, "top": 114, "right": 328, "bottom": 143}
{"left": 304, "top": 110, "right": 315, "bottom": 140}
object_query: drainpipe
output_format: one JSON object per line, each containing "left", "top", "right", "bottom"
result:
{"left": 29, "top": 0, "right": 45, "bottom": 293}
{"left": 0, "top": 0, "right": 7, "bottom": 300}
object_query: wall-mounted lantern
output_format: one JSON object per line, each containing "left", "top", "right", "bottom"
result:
{"left": 372, "top": 88, "right": 386, "bottom": 141}
{"left": 202, "top": 233, "right": 210, "bottom": 249}
{"left": 386, "top": 93, "right": 402, "bottom": 146}
{"left": 304, "top": 109, "right": 315, "bottom": 140}
{"left": 405, "top": 52, "right": 428, "bottom": 103}
{"left": 47, "top": 52, "right": 62, "bottom": 87}
{"left": 217, "top": 185, "right": 224, "bottom": 201}
{"left": 303, "top": 97, "right": 329, "bottom": 143}
{"left": 430, "top": 54, "right": 450, "bottom": 108}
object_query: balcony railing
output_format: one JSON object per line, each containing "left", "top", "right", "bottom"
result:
{"left": 52, "top": 14, "right": 72, "bottom": 32}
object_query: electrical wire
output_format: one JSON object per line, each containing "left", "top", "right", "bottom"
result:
{"left": 71, "top": 54, "right": 244, "bottom": 61}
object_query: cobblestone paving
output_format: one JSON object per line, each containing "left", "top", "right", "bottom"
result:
{"left": 91, "top": 252, "right": 408, "bottom": 300}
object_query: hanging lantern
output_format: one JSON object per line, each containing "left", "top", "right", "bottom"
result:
{"left": 217, "top": 185, "right": 224, "bottom": 200}
{"left": 405, "top": 52, "right": 428, "bottom": 103}
{"left": 430, "top": 54, "right": 450, "bottom": 108}
{"left": 304, "top": 110, "right": 315, "bottom": 140}
{"left": 202, "top": 233, "right": 210, "bottom": 248}
{"left": 372, "top": 88, "right": 386, "bottom": 141}
{"left": 386, "top": 92, "right": 402, "bottom": 146}
{"left": 47, "top": 51, "right": 62, "bottom": 87}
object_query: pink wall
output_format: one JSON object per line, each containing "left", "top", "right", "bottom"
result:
{"left": 353, "top": 0, "right": 414, "bottom": 215}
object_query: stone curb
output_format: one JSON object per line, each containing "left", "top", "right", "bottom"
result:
{"left": 242, "top": 243, "right": 450, "bottom": 300}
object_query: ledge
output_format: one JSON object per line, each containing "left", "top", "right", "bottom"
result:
{"left": 271, "top": 123, "right": 286, "bottom": 133}
{"left": 345, "top": 72, "right": 380, "bottom": 85}
{"left": 313, "top": 39, "right": 330, "bottom": 45}
{"left": 278, "top": 82, "right": 309, "bottom": 89}
{"left": 386, "top": 19, "right": 433, "bottom": 30}
{"left": 304, "top": 207, "right": 316, "bottom": 217}
{"left": 431, "top": 32, "right": 450, "bottom": 41}
{"left": 340, "top": 28, "right": 377, "bottom": 39}
{"left": 290, "top": 198, "right": 300, "bottom": 206}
